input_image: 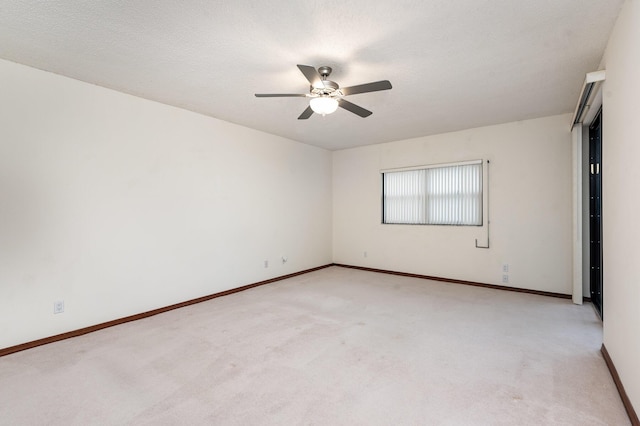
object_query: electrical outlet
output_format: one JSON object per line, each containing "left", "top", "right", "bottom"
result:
{"left": 502, "top": 264, "right": 509, "bottom": 273}
{"left": 502, "top": 275, "right": 509, "bottom": 284}
{"left": 364, "top": 251, "right": 367, "bottom": 258}
{"left": 264, "top": 260, "right": 269, "bottom": 268}
{"left": 54, "top": 300, "right": 64, "bottom": 314}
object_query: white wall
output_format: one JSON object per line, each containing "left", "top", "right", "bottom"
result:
{"left": 600, "top": 0, "right": 640, "bottom": 412}
{"left": 333, "top": 114, "right": 573, "bottom": 294}
{"left": 0, "top": 59, "right": 332, "bottom": 349}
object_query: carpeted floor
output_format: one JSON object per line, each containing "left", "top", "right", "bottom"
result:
{"left": 0, "top": 266, "right": 629, "bottom": 425}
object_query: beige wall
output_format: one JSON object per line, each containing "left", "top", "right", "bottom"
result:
{"left": 333, "top": 114, "right": 573, "bottom": 294}
{"left": 0, "top": 59, "right": 333, "bottom": 349}
{"left": 600, "top": 0, "right": 640, "bottom": 412}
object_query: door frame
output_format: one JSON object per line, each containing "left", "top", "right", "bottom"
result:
{"left": 572, "top": 79, "right": 604, "bottom": 308}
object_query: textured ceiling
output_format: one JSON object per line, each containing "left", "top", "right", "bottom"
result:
{"left": 0, "top": 0, "right": 624, "bottom": 150}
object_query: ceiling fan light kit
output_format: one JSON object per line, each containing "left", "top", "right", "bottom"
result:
{"left": 255, "top": 65, "right": 392, "bottom": 120}
{"left": 310, "top": 97, "right": 339, "bottom": 115}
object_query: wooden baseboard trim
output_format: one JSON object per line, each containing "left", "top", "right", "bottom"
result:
{"left": 0, "top": 264, "right": 333, "bottom": 358}
{"left": 333, "top": 264, "right": 573, "bottom": 300}
{"left": 601, "top": 344, "right": 640, "bottom": 425}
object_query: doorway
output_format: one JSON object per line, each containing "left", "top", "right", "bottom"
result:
{"left": 589, "top": 108, "right": 603, "bottom": 318}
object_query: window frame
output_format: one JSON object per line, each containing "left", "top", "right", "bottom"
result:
{"left": 381, "top": 160, "right": 484, "bottom": 227}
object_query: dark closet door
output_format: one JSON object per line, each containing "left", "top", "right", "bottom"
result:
{"left": 589, "top": 109, "right": 603, "bottom": 319}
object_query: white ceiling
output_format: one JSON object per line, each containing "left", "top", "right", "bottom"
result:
{"left": 0, "top": 0, "right": 624, "bottom": 150}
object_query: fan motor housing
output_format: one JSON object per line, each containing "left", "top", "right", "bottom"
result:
{"left": 311, "top": 79, "right": 340, "bottom": 96}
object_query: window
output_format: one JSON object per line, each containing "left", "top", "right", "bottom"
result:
{"left": 382, "top": 160, "right": 483, "bottom": 226}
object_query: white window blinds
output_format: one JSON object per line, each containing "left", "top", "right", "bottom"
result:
{"left": 383, "top": 161, "right": 483, "bottom": 226}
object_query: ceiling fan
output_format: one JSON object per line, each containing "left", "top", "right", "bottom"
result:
{"left": 255, "top": 65, "right": 392, "bottom": 119}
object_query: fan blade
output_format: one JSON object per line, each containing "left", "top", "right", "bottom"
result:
{"left": 298, "top": 106, "right": 314, "bottom": 120}
{"left": 297, "top": 65, "right": 325, "bottom": 89}
{"left": 340, "top": 80, "right": 392, "bottom": 96}
{"left": 338, "top": 99, "right": 372, "bottom": 117}
{"left": 255, "top": 93, "right": 307, "bottom": 97}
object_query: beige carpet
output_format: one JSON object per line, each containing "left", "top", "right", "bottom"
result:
{"left": 0, "top": 266, "right": 629, "bottom": 425}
